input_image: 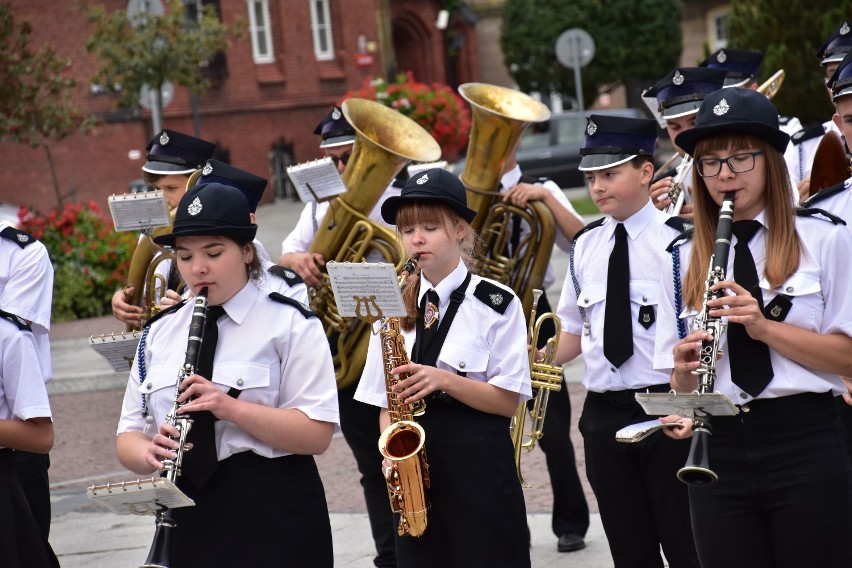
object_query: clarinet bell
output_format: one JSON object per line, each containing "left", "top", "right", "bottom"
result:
{"left": 677, "top": 423, "right": 718, "bottom": 486}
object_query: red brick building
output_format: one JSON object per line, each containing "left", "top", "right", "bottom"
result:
{"left": 0, "top": 0, "right": 480, "bottom": 213}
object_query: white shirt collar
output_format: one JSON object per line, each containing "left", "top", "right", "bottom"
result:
{"left": 500, "top": 164, "right": 522, "bottom": 192}
{"left": 608, "top": 198, "right": 657, "bottom": 241}
{"left": 218, "top": 280, "right": 260, "bottom": 325}
{"left": 418, "top": 259, "right": 467, "bottom": 307}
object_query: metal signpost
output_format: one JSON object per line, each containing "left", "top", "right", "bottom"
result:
{"left": 555, "top": 28, "right": 595, "bottom": 113}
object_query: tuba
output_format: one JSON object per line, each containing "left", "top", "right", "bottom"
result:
{"left": 510, "top": 289, "right": 563, "bottom": 487}
{"left": 377, "top": 256, "right": 430, "bottom": 537}
{"left": 308, "top": 98, "right": 441, "bottom": 389}
{"left": 677, "top": 192, "right": 735, "bottom": 486}
{"left": 457, "top": 83, "right": 555, "bottom": 317}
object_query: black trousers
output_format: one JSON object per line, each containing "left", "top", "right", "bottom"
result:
{"left": 12, "top": 451, "right": 51, "bottom": 538}
{"left": 171, "top": 452, "right": 333, "bottom": 568}
{"left": 579, "top": 386, "right": 700, "bottom": 568}
{"left": 0, "top": 450, "right": 56, "bottom": 568}
{"left": 689, "top": 391, "right": 852, "bottom": 568}
{"left": 339, "top": 380, "right": 397, "bottom": 568}
{"left": 530, "top": 293, "right": 590, "bottom": 538}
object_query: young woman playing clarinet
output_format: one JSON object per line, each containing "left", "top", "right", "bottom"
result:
{"left": 354, "top": 168, "right": 533, "bottom": 567}
{"left": 115, "top": 182, "right": 339, "bottom": 567}
{"left": 656, "top": 87, "right": 852, "bottom": 567}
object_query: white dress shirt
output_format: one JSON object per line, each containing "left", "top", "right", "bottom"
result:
{"left": 355, "top": 259, "right": 532, "bottom": 408}
{"left": 654, "top": 210, "right": 852, "bottom": 403}
{"left": 557, "top": 200, "right": 682, "bottom": 392}
{"left": 118, "top": 279, "right": 339, "bottom": 460}
{"left": 0, "top": 318, "right": 51, "bottom": 447}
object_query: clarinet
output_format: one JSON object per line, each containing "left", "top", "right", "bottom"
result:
{"left": 677, "top": 193, "right": 734, "bottom": 486}
{"left": 141, "top": 287, "right": 210, "bottom": 568}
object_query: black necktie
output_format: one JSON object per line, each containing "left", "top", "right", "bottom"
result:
{"left": 182, "top": 305, "right": 226, "bottom": 490}
{"left": 419, "top": 289, "right": 440, "bottom": 354}
{"left": 728, "top": 221, "right": 774, "bottom": 396}
{"left": 603, "top": 223, "right": 633, "bottom": 368}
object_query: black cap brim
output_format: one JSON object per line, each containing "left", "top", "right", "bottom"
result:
{"left": 675, "top": 122, "right": 790, "bottom": 156}
{"left": 153, "top": 225, "right": 258, "bottom": 248}
{"left": 578, "top": 154, "right": 638, "bottom": 171}
{"left": 661, "top": 100, "right": 703, "bottom": 119}
{"left": 142, "top": 160, "right": 197, "bottom": 176}
{"left": 381, "top": 192, "right": 477, "bottom": 225}
{"left": 319, "top": 134, "right": 356, "bottom": 149}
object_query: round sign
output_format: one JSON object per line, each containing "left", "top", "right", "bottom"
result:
{"left": 138, "top": 81, "right": 174, "bottom": 110}
{"left": 555, "top": 28, "right": 595, "bottom": 69}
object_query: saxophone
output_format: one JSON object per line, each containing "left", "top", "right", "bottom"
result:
{"left": 377, "top": 255, "right": 430, "bottom": 537}
{"left": 677, "top": 193, "right": 735, "bottom": 486}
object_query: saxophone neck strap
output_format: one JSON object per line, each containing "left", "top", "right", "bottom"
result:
{"left": 413, "top": 271, "right": 471, "bottom": 367}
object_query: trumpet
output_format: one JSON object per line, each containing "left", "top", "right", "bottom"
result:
{"left": 677, "top": 193, "right": 735, "bottom": 486}
{"left": 510, "top": 289, "right": 563, "bottom": 487}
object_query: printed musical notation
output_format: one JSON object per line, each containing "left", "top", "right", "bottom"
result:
{"left": 326, "top": 262, "right": 407, "bottom": 321}
{"left": 107, "top": 190, "right": 171, "bottom": 232}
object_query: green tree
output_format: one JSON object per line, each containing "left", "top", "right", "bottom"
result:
{"left": 83, "top": 0, "right": 240, "bottom": 126}
{"left": 729, "top": 0, "right": 852, "bottom": 126}
{"left": 501, "top": 0, "right": 683, "bottom": 110}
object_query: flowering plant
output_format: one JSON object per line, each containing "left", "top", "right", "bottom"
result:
{"left": 18, "top": 201, "right": 137, "bottom": 321}
{"left": 344, "top": 72, "right": 471, "bottom": 159}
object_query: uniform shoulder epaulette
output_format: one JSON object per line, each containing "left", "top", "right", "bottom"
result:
{"left": 0, "top": 226, "right": 36, "bottom": 249}
{"left": 665, "top": 226, "right": 695, "bottom": 253}
{"left": 143, "top": 299, "right": 187, "bottom": 328}
{"left": 651, "top": 167, "right": 677, "bottom": 185}
{"left": 267, "top": 264, "right": 304, "bottom": 286}
{"left": 803, "top": 180, "right": 848, "bottom": 207}
{"left": 664, "top": 216, "right": 693, "bottom": 233}
{"left": 795, "top": 206, "right": 846, "bottom": 225}
{"left": 472, "top": 280, "right": 513, "bottom": 315}
{"left": 519, "top": 174, "right": 549, "bottom": 185}
{"left": 791, "top": 124, "right": 826, "bottom": 145}
{"left": 392, "top": 176, "right": 407, "bottom": 189}
{"left": 0, "top": 309, "right": 31, "bottom": 332}
{"left": 268, "top": 292, "right": 316, "bottom": 318}
{"left": 572, "top": 217, "right": 605, "bottom": 242}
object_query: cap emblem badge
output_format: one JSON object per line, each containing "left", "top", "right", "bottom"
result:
{"left": 416, "top": 173, "right": 429, "bottom": 185}
{"left": 717, "top": 50, "right": 727, "bottom": 63}
{"left": 331, "top": 107, "right": 342, "bottom": 120}
{"left": 713, "top": 98, "right": 730, "bottom": 116}
{"left": 489, "top": 293, "right": 504, "bottom": 306}
{"left": 187, "top": 196, "right": 203, "bottom": 216}
{"left": 201, "top": 162, "right": 213, "bottom": 175}
{"left": 159, "top": 132, "right": 170, "bottom": 145}
{"left": 842, "top": 22, "right": 850, "bottom": 36}
{"left": 586, "top": 119, "right": 597, "bottom": 136}
{"left": 673, "top": 70, "right": 685, "bottom": 85}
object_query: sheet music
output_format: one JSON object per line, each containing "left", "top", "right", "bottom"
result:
{"left": 407, "top": 160, "right": 448, "bottom": 177}
{"left": 89, "top": 331, "right": 141, "bottom": 372}
{"left": 286, "top": 157, "right": 347, "bottom": 203}
{"left": 87, "top": 477, "right": 195, "bottom": 515}
{"left": 107, "top": 190, "right": 171, "bottom": 232}
{"left": 326, "top": 262, "right": 406, "bottom": 320}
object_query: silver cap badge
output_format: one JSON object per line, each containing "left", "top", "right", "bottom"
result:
{"left": 842, "top": 22, "right": 850, "bottom": 36}
{"left": 331, "top": 107, "right": 342, "bottom": 120}
{"left": 159, "top": 131, "right": 169, "bottom": 145}
{"left": 713, "top": 98, "right": 730, "bottom": 116}
{"left": 673, "top": 70, "right": 684, "bottom": 85}
{"left": 416, "top": 173, "right": 429, "bottom": 185}
{"left": 202, "top": 161, "right": 213, "bottom": 175}
{"left": 586, "top": 119, "right": 597, "bottom": 136}
{"left": 187, "top": 196, "right": 203, "bottom": 216}
{"left": 717, "top": 50, "right": 727, "bottom": 63}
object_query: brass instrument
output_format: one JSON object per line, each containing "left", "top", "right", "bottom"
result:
{"left": 308, "top": 98, "right": 441, "bottom": 389}
{"left": 125, "top": 210, "right": 177, "bottom": 331}
{"left": 510, "top": 288, "right": 563, "bottom": 487}
{"left": 809, "top": 130, "right": 849, "bottom": 198}
{"left": 377, "top": 256, "right": 430, "bottom": 537}
{"left": 142, "top": 287, "right": 210, "bottom": 568}
{"left": 457, "top": 83, "right": 555, "bottom": 316}
{"left": 664, "top": 155, "right": 693, "bottom": 216}
{"left": 677, "top": 193, "right": 735, "bottom": 486}
{"left": 758, "top": 69, "right": 785, "bottom": 100}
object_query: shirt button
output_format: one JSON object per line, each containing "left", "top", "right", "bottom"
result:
{"left": 610, "top": 367, "right": 616, "bottom": 373}
{"left": 459, "top": 361, "right": 466, "bottom": 369}
{"left": 739, "top": 392, "right": 748, "bottom": 399}
{"left": 146, "top": 382, "right": 152, "bottom": 390}
{"left": 741, "top": 404, "right": 750, "bottom": 413}
{"left": 642, "top": 295, "right": 647, "bottom": 302}
{"left": 785, "top": 286, "right": 794, "bottom": 293}
{"left": 236, "top": 378, "right": 245, "bottom": 387}
{"left": 584, "top": 298, "right": 589, "bottom": 304}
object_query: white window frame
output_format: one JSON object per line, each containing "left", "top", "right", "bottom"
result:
{"left": 247, "top": 0, "right": 274, "bottom": 63}
{"left": 309, "top": 0, "right": 334, "bottom": 61}
{"left": 707, "top": 7, "right": 729, "bottom": 51}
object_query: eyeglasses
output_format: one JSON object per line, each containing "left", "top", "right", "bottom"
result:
{"left": 329, "top": 153, "right": 351, "bottom": 167}
{"left": 696, "top": 151, "right": 764, "bottom": 178}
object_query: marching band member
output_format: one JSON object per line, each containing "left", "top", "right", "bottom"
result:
{"left": 550, "top": 115, "right": 699, "bottom": 567}
{"left": 116, "top": 182, "right": 339, "bottom": 567}
{"left": 355, "top": 168, "right": 532, "bottom": 568}
{"left": 111, "top": 129, "right": 216, "bottom": 327}
{"left": 0, "top": 310, "right": 55, "bottom": 568}
{"left": 645, "top": 67, "right": 727, "bottom": 220}
{"left": 277, "top": 104, "right": 400, "bottom": 568}
{"left": 0, "top": 218, "right": 56, "bottom": 558}
{"left": 498, "top": 152, "right": 590, "bottom": 553}
{"left": 656, "top": 88, "right": 852, "bottom": 567}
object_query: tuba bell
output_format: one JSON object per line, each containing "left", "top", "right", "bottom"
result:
{"left": 308, "top": 98, "right": 442, "bottom": 389}
{"left": 457, "top": 83, "right": 555, "bottom": 317}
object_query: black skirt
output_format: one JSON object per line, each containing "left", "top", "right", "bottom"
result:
{"left": 394, "top": 394, "right": 530, "bottom": 568}
{"left": 0, "top": 450, "right": 56, "bottom": 568}
{"left": 167, "top": 451, "right": 333, "bottom": 568}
